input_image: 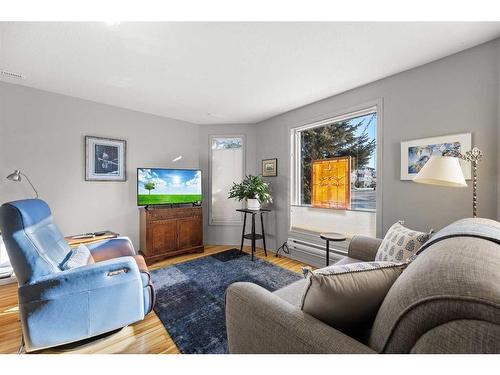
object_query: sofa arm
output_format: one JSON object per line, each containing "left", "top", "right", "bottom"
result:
{"left": 348, "top": 235, "right": 382, "bottom": 261}
{"left": 87, "top": 236, "right": 136, "bottom": 262}
{"left": 225, "top": 282, "right": 376, "bottom": 354}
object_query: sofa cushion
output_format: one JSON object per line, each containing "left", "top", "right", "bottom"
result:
{"left": 273, "top": 279, "right": 308, "bottom": 307}
{"left": 375, "top": 222, "right": 432, "bottom": 262}
{"left": 348, "top": 235, "right": 383, "bottom": 261}
{"left": 0, "top": 199, "right": 71, "bottom": 284}
{"left": 301, "top": 261, "right": 406, "bottom": 335}
{"left": 334, "top": 256, "right": 362, "bottom": 266}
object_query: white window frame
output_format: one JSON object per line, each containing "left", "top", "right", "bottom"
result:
{"left": 208, "top": 134, "right": 246, "bottom": 226}
{"left": 289, "top": 102, "right": 384, "bottom": 238}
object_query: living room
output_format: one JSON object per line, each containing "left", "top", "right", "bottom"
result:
{"left": 0, "top": 1, "right": 499, "bottom": 373}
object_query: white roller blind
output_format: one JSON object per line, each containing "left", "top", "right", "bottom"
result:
{"left": 210, "top": 136, "right": 245, "bottom": 225}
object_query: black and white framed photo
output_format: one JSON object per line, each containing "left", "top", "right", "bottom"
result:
{"left": 85, "top": 136, "right": 126, "bottom": 181}
{"left": 262, "top": 158, "right": 278, "bottom": 177}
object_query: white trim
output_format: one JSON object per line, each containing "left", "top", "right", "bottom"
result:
{"left": 376, "top": 99, "right": 384, "bottom": 238}
{"left": 208, "top": 134, "right": 246, "bottom": 226}
{"left": 288, "top": 99, "right": 384, "bottom": 239}
{"left": 292, "top": 106, "right": 377, "bottom": 132}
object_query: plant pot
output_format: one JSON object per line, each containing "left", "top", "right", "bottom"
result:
{"left": 246, "top": 198, "right": 260, "bottom": 210}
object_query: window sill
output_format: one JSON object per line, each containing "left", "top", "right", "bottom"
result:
{"left": 290, "top": 204, "right": 375, "bottom": 214}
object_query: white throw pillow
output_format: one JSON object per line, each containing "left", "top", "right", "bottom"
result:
{"left": 375, "top": 221, "right": 432, "bottom": 262}
{"left": 61, "top": 244, "right": 94, "bottom": 270}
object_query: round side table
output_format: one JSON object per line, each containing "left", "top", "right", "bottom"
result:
{"left": 320, "top": 232, "right": 347, "bottom": 266}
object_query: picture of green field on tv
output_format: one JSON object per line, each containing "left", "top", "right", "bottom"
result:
{"left": 137, "top": 168, "right": 202, "bottom": 206}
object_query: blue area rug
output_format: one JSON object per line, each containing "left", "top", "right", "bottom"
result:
{"left": 150, "top": 249, "right": 302, "bottom": 353}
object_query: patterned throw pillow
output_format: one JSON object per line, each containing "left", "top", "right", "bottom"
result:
{"left": 375, "top": 221, "right": 432, "bottom": 262}
{"left": 301, "top": 261, "right": 406, "bottom": 334}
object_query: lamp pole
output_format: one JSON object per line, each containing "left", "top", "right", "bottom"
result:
{"left": 6, "top": 170, "right": 39, "bottom": 199}
{"left": 443, "top": 147, "right": 483, "bottom": 218}
{"left": 20, "top": 172, "right": 39, "bottom": 199}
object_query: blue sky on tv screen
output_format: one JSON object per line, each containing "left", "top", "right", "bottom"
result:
{"left": 138, "top": 169, "right": 201, "bottom": 195}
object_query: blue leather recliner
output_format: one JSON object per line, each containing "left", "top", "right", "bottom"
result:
{"left": 0, "top": 199, "right": 155, "bottom": 352}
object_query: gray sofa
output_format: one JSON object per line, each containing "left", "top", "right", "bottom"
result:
{"left": 225, "top": 222, "right": 500, "bottom": 354}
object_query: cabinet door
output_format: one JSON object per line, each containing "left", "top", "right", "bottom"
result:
{"left": 177, "top": 217, "right": 202, "bottom": 249}
{"left": 149, "top": 219, "right": 177, "bottom": 255}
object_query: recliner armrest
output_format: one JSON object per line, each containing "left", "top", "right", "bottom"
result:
{"left": 225, "top": 282, "right": 376, "bottom": 354}
{"left": 87, "top": 236, "right": 136, "bottom": 262}
{"left": 18, "top": 256, "right": 142, "bottom": 303}
{"left": 18, "top": 256, "right": 146, "bottom": 351}
{"left": 347, "top": 235, "right": 382, "bottom": 261}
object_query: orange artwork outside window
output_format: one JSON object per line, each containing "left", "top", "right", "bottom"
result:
{"left": 311, "top": 157, "right": 351, "bottom": 209}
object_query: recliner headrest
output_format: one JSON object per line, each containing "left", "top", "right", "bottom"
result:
{"left": 3, "top": 199, "right": 52, "bottom": 228}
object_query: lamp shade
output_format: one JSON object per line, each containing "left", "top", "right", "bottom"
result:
{"left": 6, "top": 170, "right": 21, "bottom": 182}
{"left": 413, "top": 156, "right": 467, "bottom": 187}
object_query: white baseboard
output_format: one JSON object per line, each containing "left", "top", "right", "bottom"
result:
{"left": 280, "top": 246, "right": 342, "bottom": 268}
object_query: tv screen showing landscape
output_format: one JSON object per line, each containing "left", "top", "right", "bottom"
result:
{"left": 137, "top": 168, "right": 202, "bottom": 206}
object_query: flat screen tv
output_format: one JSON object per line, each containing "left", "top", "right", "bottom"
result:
{"left": 137, "top": 168, "right": 202, "bottom": 206}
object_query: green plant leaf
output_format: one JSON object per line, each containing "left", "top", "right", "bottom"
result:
{"left": 228, "top": 174, "right": 272, "bottom": 203}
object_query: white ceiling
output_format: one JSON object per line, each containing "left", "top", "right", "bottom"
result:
{"left": 1, "top": 22, "right": 499, "bottom": 124}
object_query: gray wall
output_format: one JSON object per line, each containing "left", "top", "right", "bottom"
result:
{"left": 0, "top": 83, "right": 257, "bottom": 249}
{"left": 1, "top": 39, "right": 499, "bottom": 253}
{"left": 0, "top": 82, "right": 200, "bottom": 249}
{"left": 498, "top": 42, "right": 500, "bottom": 221}
{"left": 256, "top": 39, "right": 500, "bottom": 250}
{"left": 198, "top": 124, "right": 257, "bottom": 245}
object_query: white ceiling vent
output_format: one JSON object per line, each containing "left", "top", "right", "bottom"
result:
{"left": 0, "top": 69, "right": 26, "bottom": 80}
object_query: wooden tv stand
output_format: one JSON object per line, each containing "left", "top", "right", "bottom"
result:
{"left": 139, "top": 205, "right": 204, "bottom": 265}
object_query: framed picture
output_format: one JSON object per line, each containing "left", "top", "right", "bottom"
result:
{"left": 400, "top": 133, "right": 471, "bottom": 180}
{"left": 85, "top": 136, "right": 126, "bottom": 181}
{"left": 262, "top": 158, "right": 278, "bottom": 177}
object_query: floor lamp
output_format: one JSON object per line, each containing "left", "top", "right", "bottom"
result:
{"left": 6, "top": 170, "right": 39, "bottom": 199}
{"left": 413, "top": 147, "right": 483, "bottom": 218}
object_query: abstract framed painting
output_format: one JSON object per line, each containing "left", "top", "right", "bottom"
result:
{"left": 85, "top": 136, "right": 127, "bottom": 181}
{"left": 400, "top": 133, "right": 471, "bottom": 180}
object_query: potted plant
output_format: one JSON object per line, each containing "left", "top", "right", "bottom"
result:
{"left": 228, "top": 174, "right": 272, "bottom": 210}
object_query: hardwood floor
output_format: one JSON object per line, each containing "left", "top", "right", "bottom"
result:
{"left": 0, "top": 245, "right": 309, "bottom": 354}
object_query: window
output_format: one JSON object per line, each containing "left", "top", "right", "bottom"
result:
{"left": 209, "top": 135, "right": 245, "bottom": 225}
{"left": 290, "top": 107, "right": 378, "bottom": 236}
